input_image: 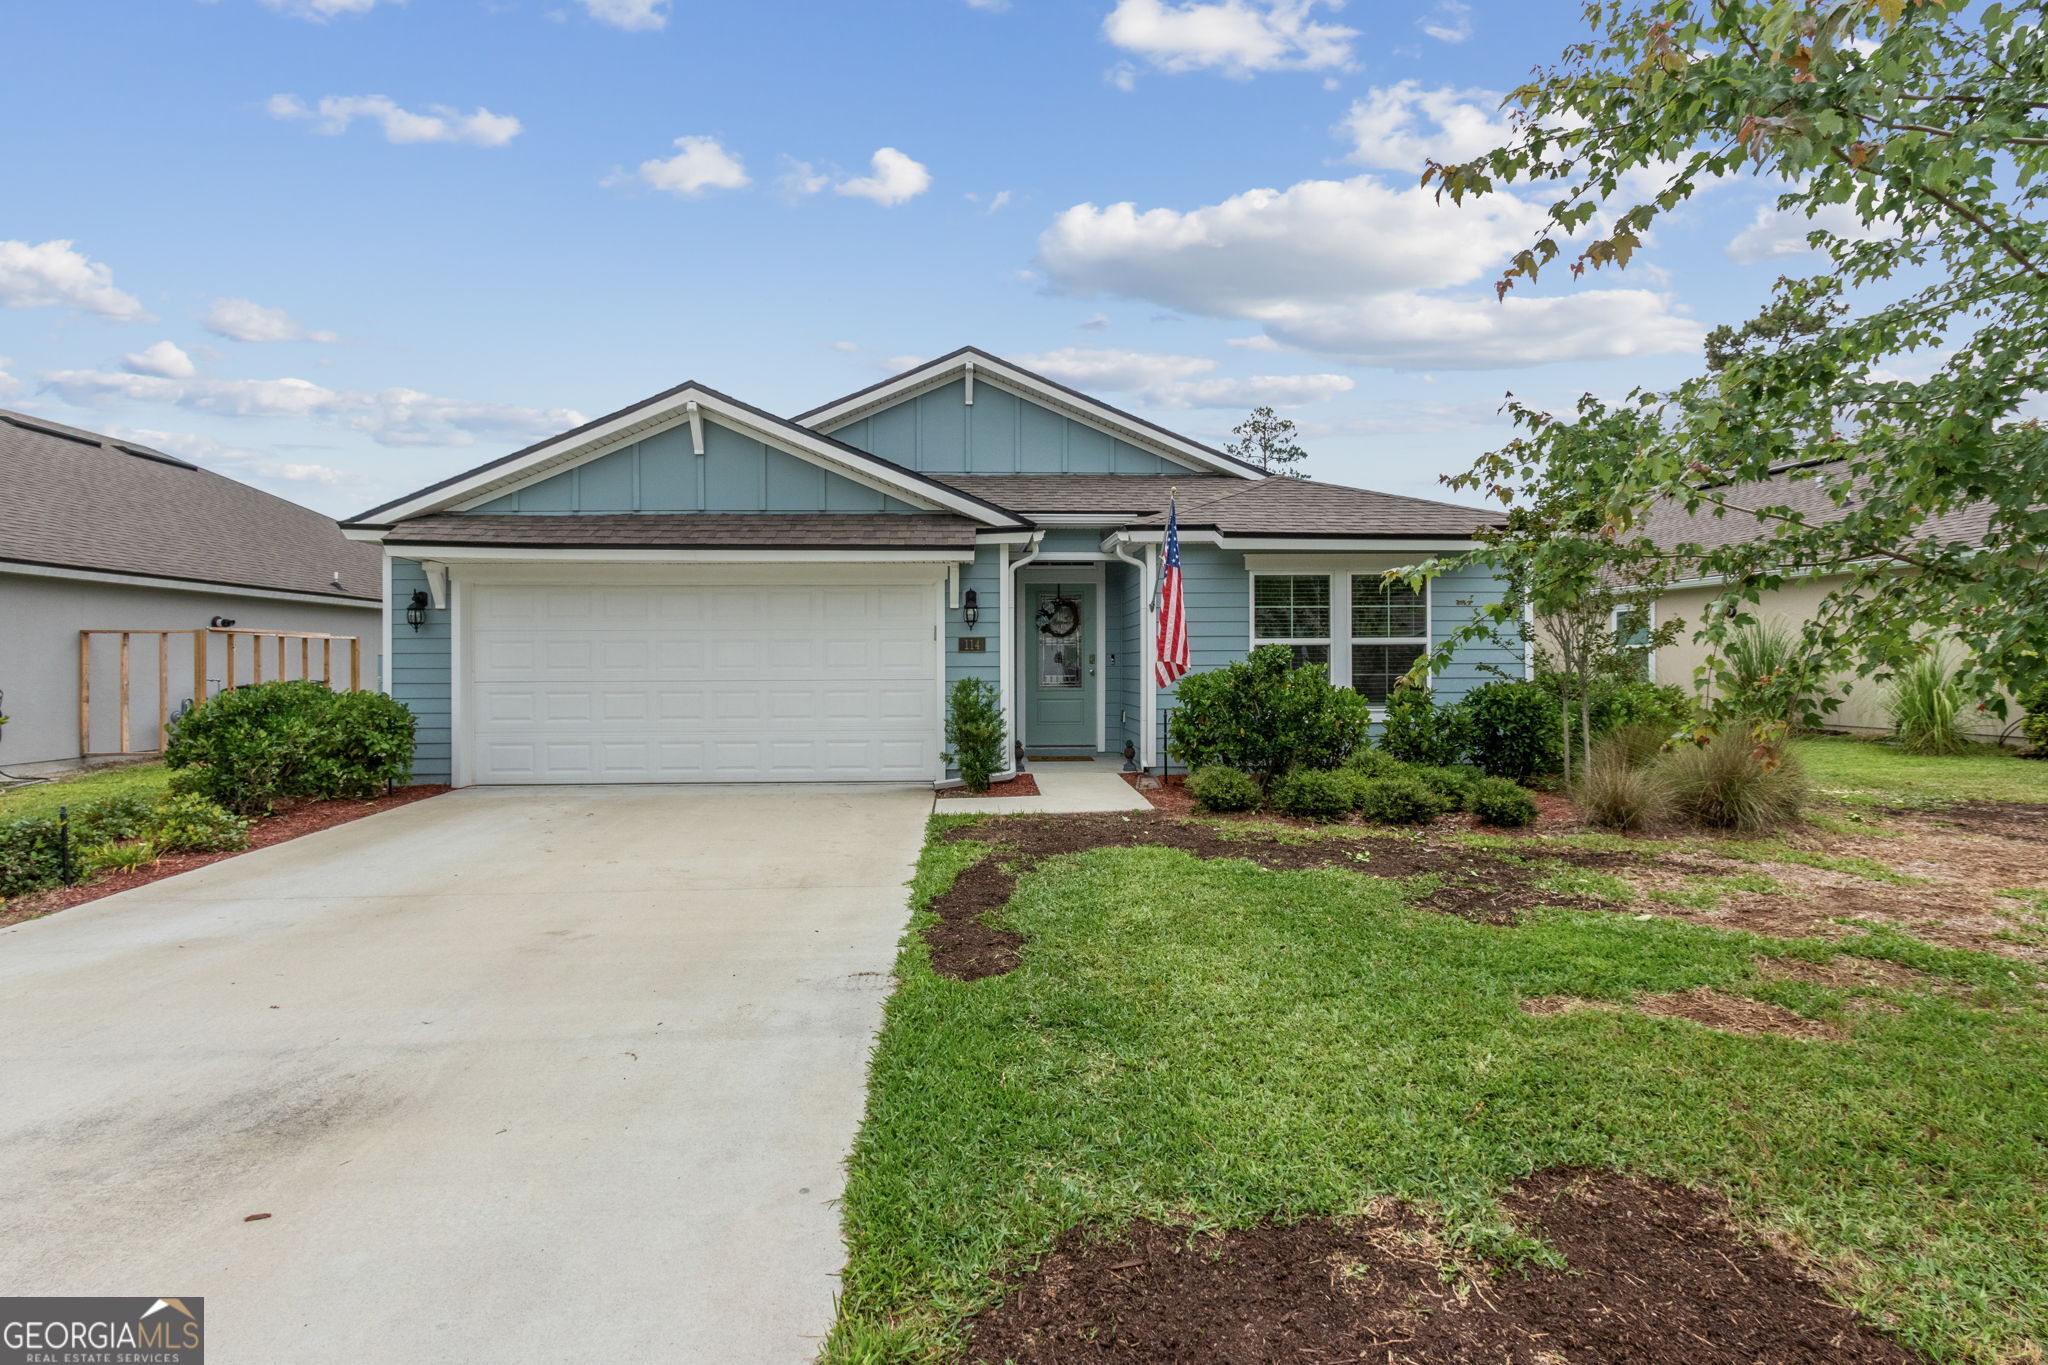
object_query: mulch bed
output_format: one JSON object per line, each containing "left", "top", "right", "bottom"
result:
{"left": 924, "top": 812, "right": 1622, "bottom": 981}
{"left": 938, "top": 774, "right": 1042, "bottom": 799}
{"left": 0, "top": 785, "right": 450, "bottom": 928}
{"left": 1119, "top": 771, "right": 1583, "bottom": 831}
{"left": 966, "top": 1168, "right": 1922, "bottom": 1364}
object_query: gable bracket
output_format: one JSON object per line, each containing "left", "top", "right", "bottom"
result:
{"left": 686, "top": 400, "right": 705, "bottom": 455}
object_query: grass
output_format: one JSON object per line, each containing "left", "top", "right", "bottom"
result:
{"left": 829, "top": 826, "right": 2048, "bottom": 1364}
{"left": 0, "top": 764, "right": 170, "bottom": 821}
{"left": 1797, "top": 734, "right": 2048, "bottom": 807}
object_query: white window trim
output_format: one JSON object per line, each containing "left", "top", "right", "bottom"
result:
{"left": 1248, "top": 569, "right": 1433, "bottom": 707}
{"left": 1611, "top": 600, "right": 1657, "bottom": 683}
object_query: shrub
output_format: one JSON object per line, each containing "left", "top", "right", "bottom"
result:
{"left": 1342, "top": 746, "right": 1409, "bottom": 779}
{"left": 1461, "top": 681, "right": 1563, "bottom": 781}
{"left": 1886, "top": 654, "right": 1970, "bottom": 756}
{"left": 1187, "top": 765, "right": 1261, "bottom": 813}
{"left": 1378, "top": 683, "right": 1469, "bottom": 768}
{"left": 166, "top": 680, "right": 416, "bottom": 815}
{"left": 942, "top": 678, "right": 1007, "bottom": 793}
{"left": 1268, "top": 769, "right": 1356, "bottom": 822}
{"left": 69, "top": 792, "right": 153, "bottom": 845}
{"left": 1168, "top": 645, "right": 1373, "bottom": 778}
{"left": 145, "top": 793, "right": 252, "bottom": 854}
{"left": 1658, "top": 723, "right": 1808, "bottom": 831}
{"left": 2021, "top": 682, "right": 2048, "bottom": 754}
{"left": 1353, "top": 775, "right": 1449, "bottom": 826}
{"left": 77, "top": 840, "right": 157, "bottom": 877}
{"left": 1408, "top": 764, "right": 1481, "bottom": 811}
{"left": 1596, "top": 721, "right": 1676, "bottom": 771}
{"left": 1573, "top": 756, "right": 1671, "bottom": 831}
{"left": 1590, "top": 679, "right": 1695, "bottom": 736}
{"left": 0, "top": 816, "right": 66, "bottom": 898}
{"left": 1470, "top": 776, "right": 1538, "bottom": 828}
{"left": 1718, "top": 620, "right": 1817, "bottom": 723}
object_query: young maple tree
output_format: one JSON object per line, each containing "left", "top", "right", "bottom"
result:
{"left": 1414, "top": 0, "right": 2048, "bottom": 718}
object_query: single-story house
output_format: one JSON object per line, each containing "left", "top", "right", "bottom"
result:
{"left": 0, "top": 408, "right": 381, "bottom": 774}
{"left": 339, "top": 348, "right": 1512, "bottom": 787}
{"left": 1636, "top": 459, "right": 2020, "bottom": 740}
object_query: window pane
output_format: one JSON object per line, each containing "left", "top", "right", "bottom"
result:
{"left": 1351, "top": 642, "right": 1426, "bottom": 704}
{"left": 1253, "top": 575, "right": 1329, "bottom": 640}
{"left": 1351, "top": 576, "right": 1426, "bottom": 639}
{"left": 1287, "top": 644, "right": 1331, "bottom": 671}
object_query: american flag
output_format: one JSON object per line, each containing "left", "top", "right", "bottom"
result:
{"left": 1154, "top": 493, "right": 1189, "bottom": 687}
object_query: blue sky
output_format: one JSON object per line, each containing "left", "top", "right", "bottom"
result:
{"left": 1, "top": 0, "right": 1825, "bottom": 515}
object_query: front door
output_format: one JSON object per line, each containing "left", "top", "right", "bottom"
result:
{"left": 1022, "top": 582, "right": 1097, "bottom": 749}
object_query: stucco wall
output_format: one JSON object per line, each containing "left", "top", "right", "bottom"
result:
{"left": 0, "top": 568, "right": 377, "bottom": 770}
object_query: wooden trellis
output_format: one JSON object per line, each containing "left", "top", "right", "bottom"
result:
{"left": 77, "top": 628, "right": 362, "bottom": 759}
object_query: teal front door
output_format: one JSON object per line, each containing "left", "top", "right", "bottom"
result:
{"left": 1022, "top": 582, "right": 1097, "bottom": 749}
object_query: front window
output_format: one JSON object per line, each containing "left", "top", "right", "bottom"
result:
{"left": 1251, "top": 575, "right": 1331, "bottom": 669}
{"left": 1350, "top": 575, "right": 1428, "bottom": 705}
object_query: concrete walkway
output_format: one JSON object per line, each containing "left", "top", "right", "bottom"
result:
{"left": 0, "top": 784, "right": 931, "bottom": 1365}
{"left": 946, "top": 755, "right": 1156, "bottom": 814}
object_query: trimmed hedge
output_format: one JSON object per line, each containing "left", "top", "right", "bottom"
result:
{"left": 1471, "top": 776, "right": 1539, "bottom": 828}
{"left": 1462, "top": 680, "right": 1563, "bottom": 781}
{"left": 1187, "top": 765, "right": 1262, "bottom": 813}
{"left": 166, "top": 681, "right": 415, "bottom": 815}
{"left": 1353, "top": 776, "right": 1448, "bottom": 825}
{"left": 1268, "top": 769, "right": 1355, "bottom": 822}
{"left": 1168, "top": 646, "right": 1373, "bottom": 778}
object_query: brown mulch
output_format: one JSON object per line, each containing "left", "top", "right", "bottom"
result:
{"left": 1119, "top": 772, "right": 1582, "bottom": 832}
{"left": 0, "top": 785, "right": 450, "bottom": 928}
{"left": 924, "top": 812, "right": 1622, "bottom": 981}
{"left": 938, "top": 773, "right": 1042, "bottom": 799}
{"left": 966, "top": 1168, "right": 1921, "bottom": 1365}
{"left": 1756, "top": 953, "right": 1934, "bottom": 994}
{"left": 1520, "top": 988, "right": 1845, "bottom": 1040}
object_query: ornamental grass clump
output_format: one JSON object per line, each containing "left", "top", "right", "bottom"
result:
{"left": 1659, "top": 724, "right": 1808, "bottom": 832}
{"left": 1886, "top": 653, "right": 1971, "bottom": 756}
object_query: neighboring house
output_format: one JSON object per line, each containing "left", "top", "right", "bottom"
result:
{"left": 1636, "top": 459, "right": 2016, "bottom": 739}
{"left": 339, "top": 348, "right": 1511, "bottom": 787}
{"left": 0, "top": 408, "right": 381, "bottom": 773}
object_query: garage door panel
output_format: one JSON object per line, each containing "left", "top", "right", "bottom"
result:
{"left": 467, "top": 581, "right": 939, "bottom": 783}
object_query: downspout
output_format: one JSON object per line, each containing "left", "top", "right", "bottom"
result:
{"left": 1003, "top": 531, "right": 1046, "bottom": 773}
{"left": 1107, "top": 532, "right": 1156, "bottom": 772}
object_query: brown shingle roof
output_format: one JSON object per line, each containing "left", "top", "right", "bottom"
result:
{"left": 1639, "top": 461, "right": 1996, "bottom": 558}
{"left": 384, "top": 513, "right": 980, "bottom": 550}
{"left": 926, "top": 473, "right": 1243, "bottom": 515}
{"left": 1129, "top": 476, "right": 1502, "bottom": 538}
{"left": 0, "top": 407, "right": 379, "bottom": 600}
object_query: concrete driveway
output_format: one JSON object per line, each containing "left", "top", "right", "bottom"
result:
{"left": 0, "top": 784, "right": 931, "bottom": 1364}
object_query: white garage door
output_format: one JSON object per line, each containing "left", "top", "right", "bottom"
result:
{"left": 466, "top": 580, "right": 939, "bottom": 783}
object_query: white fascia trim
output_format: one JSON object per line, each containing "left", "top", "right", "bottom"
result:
{"left": 0, "top": 559, "right": 381, "bottom": 609}
{"left": 799, "top": 356, "right": 1262, "bottom": 480}
{"left": 974, "top": 530, "right": 1040, "bottom": 546}
{"left": 1117, "top": 533, "right": 1483, "bottom": 553}
{"left": 342, "top": 526, "right": 388, "bottom": 543}
{"left": 1026, "top": 513, "right": 1131, "bottom": 527}
{"left": 361, "top": 387, "right": 1025, "bottom": 529}
{"left": 381, "top": 545, "right": 978, "bottom": 564}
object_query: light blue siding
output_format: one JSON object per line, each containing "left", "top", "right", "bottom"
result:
{"left": 1031, "top": 528, "right": 1108, "bottom": 557}
{"left": 389, "top": 557, "right": 451, "bottom": 784}
{"left": 1429, "top": 559, "right": 1522, "bottom": 705}
{"left": 1106, "top": 557, "right": 1142, "bottom": 756}
{"left": 472, "top": 419, "right": 921, "bottom": 514}
{"left": 944, "top": 546, "right": 1006, "bottom": 776}
{"left": 831, "top": 379, "right": 1188, "bottom": 474}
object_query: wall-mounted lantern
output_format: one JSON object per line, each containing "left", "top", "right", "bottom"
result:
{"left": 962, "top": 588, "right": 980, "bottom": 627}
{"left": 406, "top": 590, "right": 431, "bottom": 632}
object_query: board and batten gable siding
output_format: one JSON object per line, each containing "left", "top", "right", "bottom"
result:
{"left": 472, "top": 419, "right": 922, "bottom": 514}
{"left": 830, "top": 379, "right": 1187, "bottom": 475}
{"left": 389, "top": 557, "right": 452, "bottom": 784}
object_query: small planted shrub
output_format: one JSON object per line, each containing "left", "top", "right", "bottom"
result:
{"left": 1167, "top": 645, "right": 1373, "bottom": 778}
{"left": 1268, "top": 769, "right": 1356, "bottom": 823}
{"left": 1461, "top": 680, "right": 1563, "bottom": 781}
{"left": 1353, "top": 775, "right": 1449, "bottom": 826}
{"left": 1589, "top": 679, "right": 1695, "bottom": 737}
{"left": 1470, "top": 776, "right": 1538, "bottom": 828}
{"left": 77, "top": 840, "right": 158, "bottom": 877}
{"left": 0, "top": 816, "right": 66, "bottom": 898}
{"left": 942, "top": 678, "right": 1007, "bottom": 793}
{"left": 145, "top": 793, "right": 252, "bottom": 854}
{"left": 1658, "top": 723, "right": 1808, "bottom": 831}
{"left": 1187, "top": 765, "right": 1261, "bottom": 813}
{"left": 309, "top": 690, "right": 419, "bottom": 798}
{"left": 1378, "top": 683, "right": 1469, "bottom": 768}
{"left": 69, "top": 792, "right": 154, "bottom": 845}
{"left": 2021, "top": 682, "right": 2048, "bottom": 754}
{"left": 1342, "top": 746, "right": 1409, "bottom": 779}
{"left": 1886, "top": 654, "right": 1970, "bottom": 756}
{"left": 1408, "top": 765, "right": 1480, "bottom": 811}
{"left": 166, "top": 680, "right": 416, "bottom": 815}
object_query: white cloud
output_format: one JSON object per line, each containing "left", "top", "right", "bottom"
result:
{"left": 1106, "top": 61, "right": 1140, "bottom": 91}
{"left": 777, "top": 158, "right": 830, "bottom": 199}
{"left": 1339, "top": 82, "right": 1512, "bottom": 172}
{"left": 121, "top": 341, "right": 197, "bottom": 380}
{"left": 622, "top": 135, "right": 751, "bottom": 197}
{"left": 1011, "top": 346, "right": 1352, "bottom": 408}
{"left": 37, "top": 369, "right": 583, "bottom": 449}
{"left": 984, "top": 189, "right": 1012, "bottom": 213}
{"left": 0, "top": 240, "right": 151, "bottom": 322}
{"left": 205, "top": 298, "right": 341, "bottom": 344}
{"left": 101, "top": 425, "right": 359, "bottom": 486}
{"left": 835, "top": 148, "right": 932, "bottom": 206}
{"left": 880, "top": 355, "right": 929, "bottom": 373}
{"left": 1101, "top": 0, "right": 1356, "bottom": 78}
{"left": 267, "top": 94, "right": 522, "bottom": 147}
{"left": 1227, "top": 334, "right": 1280, "bottom": 350}
{"left": 1039, "top": 174, "right": 1701, "bottom": 369}
{"left": 1418, "top": 0, "right": 1471, "bottom": 42}
{"left": 580, "top": 0, "right": 668, "bottom": 30}
{"left": 1078, "top": 313, "right": 1112, "bottom": 332}
{"left": 0, "top": 358, "right": 19, "bottom": 399}
{"left": 1726, "top": 199, "right": 1893, "bottom": 262}
{"left": 828, "top": 340, "right": 860, "bottom": 353}
{"left": 257, "top": 0, "right": 392, "bottom": 20}
{"left": 963, "top": 0, "right": 1010, "bottom": 9}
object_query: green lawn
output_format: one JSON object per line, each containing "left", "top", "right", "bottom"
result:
{"left": 829, "top": 819, "right": 2048, "bottom": 1363}
{"left": 0, "top": 764, "right": 172, "bottom": 821}
{"left": 1797, "top": 734, "right": 2048, "bottom": 806}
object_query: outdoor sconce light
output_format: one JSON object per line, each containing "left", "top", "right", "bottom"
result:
{"left": 962, "top": 589, "right": 979, "bottom": 626}
{"left": 406, "top": 590, "right": 431, "bottom": 632}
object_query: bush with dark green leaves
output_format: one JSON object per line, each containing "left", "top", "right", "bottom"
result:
{"left": 1352, "top": 775, "right": 1449, "bottom": 826}
{"left": 1342, "top": 746, "right": 1409, "bottom": 779}
{"left": 165, "top": 681, "right": 415, "bottom": 815}
{"left": 1407, "top": 764, "right": 1481, "bottom": 811}
{"left": 1377, "top": 683, "right": 1469, "bottom": 768}
{"left": 1470, "top": 776, "right": 1539, "bottom": 828}
{"left": 145, "top": 793, "right": 252, "bottom": 854}
{"left": 67, "top": 792, "right": 153, "bottom": 845}
{"left": 1536, "top": 672, "right": 1696, "bottom": 741}
{"left": 1461, "top": 680, "right": 1563, "bottom": 781}
{"left": 1267, "top": 769, "right": 1355, "bottom": 823}
{"left": 2022, "top": 682, "right": 2048, "bottom": 754}
{"left": 1186, "top": 765, "right": 1261, "bottom": 813}
{"left": 942, "top": 678, "right": 1007, "bottom": 793}
{"left": 1167, "top": 645, "right": 1373, "bottom": 779}
{"left": 0, "top": 815, "right": 66, "bottom": 898}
